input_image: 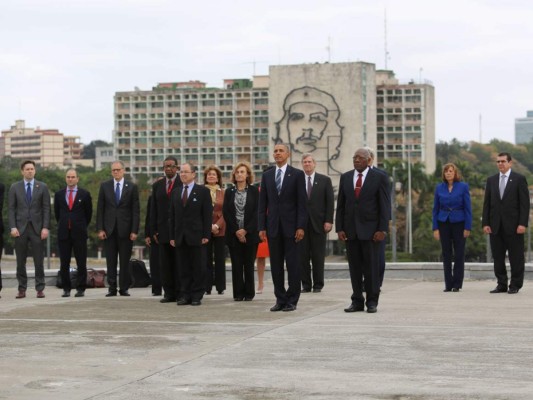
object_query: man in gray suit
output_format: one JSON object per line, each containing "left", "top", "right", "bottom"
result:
{"left": 96, "top": 161, "right": 140, "bottom": 297}
{"left": 8, "top": 160, "right": 51, "bottom": 299}
{"left": 300, "top": 154, "right": 334, "bottom": 293}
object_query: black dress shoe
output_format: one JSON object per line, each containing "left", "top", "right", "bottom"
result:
{"left": 312, "top": 288, "right": 322, "bottom": 293}
{"left": 234, "top": 297, "right": 244, "bottom": 301}
{"left": 508, "top": 287, "right": 519, "bottom": 294}
{"left": 191, "top": 300, "right": 201, "bottom": 306}
{"left": 301, "top": 289, "right": 311, "bottom": 293}
{"left": 177, "top": 299, "right": 191, "bottom": 305}
{"left": 152, "top": 292, "right": 162, "bottom": 296}
{"left": 344, "top": 304, "right": 364, "bottom": 313}
{"left": 244, "top": 297, "right": 253, "bottom": 301}
{"left": 283, "top": 304, "right": 297, "bottom": 312}
{"left": 160, "top": 297, "right": 176, "bottom": 303}
{"left": 490, "top": 286, "right": 508, "bottom": 293}
{"left": 217, "top": 291, "right": 224, "bottom": 295}
{"left": 451, "top": 288, "right": 460, "bottom": 292}
{"left": 119, "top": 291, "right": 130, "bottom": 296}
{"left": 105, "top": 291, "right": 117, "bottom": 297}
{"left": 205, "top": 291, "right": 211, "bottom": 295}
{"left": 62, "top": 290, "right": 71, "bottom": 298}
{"left": 366, "top": 305, "right": 378, "bottom": 313}
{"left": 270, "top": 303, "right": 284, "bottom": 312}
{"left": 74, "top": 291, "right": 85, "bottom": 298}
{"left": 443, "top": 289, "right": 451, "bottom": 292}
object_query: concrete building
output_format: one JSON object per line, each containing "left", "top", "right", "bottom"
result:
{"left": 376, "top": 70, "right": 436, "bottom": 174}
{"left": 114, "top": 62, "right": 436, "bottom": 182}
{"left": 515, "top": 110, "right": 533, "bottom": 144}
{"left": 95, "top": 145, "right": 115, "bottom": 171}
{"left": 114, "top": 78, "right": 270, "bottom": 182}
{"left": 0, "top": 120, "right": 65, "bottom": 168}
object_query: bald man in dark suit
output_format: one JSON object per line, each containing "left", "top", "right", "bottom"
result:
{"left": 336, "top": 148, "right": 390, "bottom": 313}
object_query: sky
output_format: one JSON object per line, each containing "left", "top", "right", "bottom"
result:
{"left": 1, "top": 0, "right": 532, "bottom": 145}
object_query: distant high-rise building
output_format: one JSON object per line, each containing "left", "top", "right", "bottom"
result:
{"left": 515, "top": 111, "right": 533, "bottom": 144}
{"left": 375, "top": 70, "right": 436, "bottom": 174}
{"left": 0, "top": 120, "right": 66, "bottom": 168}
{"left": 113, "top": 62, "right": 436, "bottom": 183}
{"left": 114, "top": 78, "right": 270, "bottom": 183}
{"left": 95, "top": 145, "right": 115, "bottom": 171}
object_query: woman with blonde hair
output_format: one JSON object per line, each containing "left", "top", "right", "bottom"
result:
{"left": 432, "top": 163, "right": 472, "bottom": 292}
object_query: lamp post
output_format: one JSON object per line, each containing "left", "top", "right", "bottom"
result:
{"left": 407, "top": 151, "right": 413, "bottom": 254}
{"left": 391, "top": 167, "right": 397, "bottom": 262}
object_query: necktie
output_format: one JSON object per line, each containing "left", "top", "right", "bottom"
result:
{"left": 115, "top": 182, "right": 120, "bottom": 205}
{"left": 167, "top": 180, "right": 173, "bottom": 198}
{"left": 276, "top": 169, "right": 282, "bottom": 194}
{"left": 307, "top": 176, "right": 312, "bottom": 199}
{"left": 354, "top": 173, "right": 363, "bottom": 199}
{"left": 182, "top": 185, "right": 188, "bottom": 205}
{"left": 499, "top": 175, "right": 506, "bottom": 199}
{"left": 68, "top": 189, "right": 74, "bottom": 210}
{"left": 26, "top": 182, "right": 32, "bottom": 204}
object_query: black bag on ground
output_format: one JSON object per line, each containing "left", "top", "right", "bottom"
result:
{"left": 56, "top": 268, "right": 78, "bottom": 289}
{"left": 129, "top": 258, "right": 151, "bottom": 288}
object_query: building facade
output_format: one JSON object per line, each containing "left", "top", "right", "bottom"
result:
{"left": 515, "top": 111, "right": 533, "bottom": 144}
{"left": 0, "top": 120, "right": 66, "bottom": 168}
{"left": 376, "top": 70, "right": 436, "bottom": 174}
{"left": 114, "top": 79, "right": 270, "bottom": 183}
{"left": 114, "top": 62, "right": 436, "bottom": 183}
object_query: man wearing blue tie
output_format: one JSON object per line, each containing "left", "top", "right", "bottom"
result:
{"left": 258, "top": 143, "right": 308, "bottom": 312}
{"left": 8, "top": 160, "right": 51, "bottom": 299}
{"left": 96, "top": 161, "right": 140, "bottom": 297}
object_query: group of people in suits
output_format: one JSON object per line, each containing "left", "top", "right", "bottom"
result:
{"left": 432, "top": 152, "right": 529, "bottom": 295}
{"left": 0, "top": 150, "right": 528, "bottom": 310}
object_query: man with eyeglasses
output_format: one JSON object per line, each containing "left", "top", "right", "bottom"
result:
{"left": 96, "top": 161, "right": 140, "bottom": 297}
{"left": 482, "top": 152, "right": 529, "bottom": 294}
{"left": 150, "top": 156, "right": 181, "bottom": 303}
{"left": 169, "top": 162, "right": 212, "bottom": 306}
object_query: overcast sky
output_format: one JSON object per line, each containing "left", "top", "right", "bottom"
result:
{"left": 1, "top": 0, "right": 531, "bottom": 145}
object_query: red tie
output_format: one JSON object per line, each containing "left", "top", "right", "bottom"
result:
{"left": 167, "top": 180, "right": 173, "bottom": 198}
{"left": 68, "top": 189, "right": 74, "bottom": 210}
{"left": 354, "top": 173, "right": 363, "bottom": 199}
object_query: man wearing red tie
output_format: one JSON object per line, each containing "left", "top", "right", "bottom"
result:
{"left": 336, "top": 148, "right": 390, "bottom": 313}
{"left": 54, "top": 169, "right": 93, "bottom": 297}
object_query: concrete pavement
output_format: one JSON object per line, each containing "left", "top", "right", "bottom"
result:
{"left": 0, "top": 279, "right": 532, "bottom": 400}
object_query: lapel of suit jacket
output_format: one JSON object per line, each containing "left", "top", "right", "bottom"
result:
{"left": 279, "top": 165, "right": 292, "bottom": 195}
{"left": 501, "top": 171, "right": 514, "bottom": 199}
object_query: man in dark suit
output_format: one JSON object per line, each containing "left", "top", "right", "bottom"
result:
{"left": 54, "top": 169, "right": 93, "bottom": 298}
{"left": 336, "top": 148, "right": 390, "bottom": 313}
{"left": 258, "top": 143, "right": 308, "bottom": 312}
{"left": 300, "top": 153, "right": 334, "bottom": 293}
{"left": 96, "top": 161, "right": 140, "bottom": 297}
{"left": 170, "top": 162, "right": 212, "bottom": 306}
{"left": 151, "top": 156, "right": 181, "bottom": 303}
{"left": 8, "top": 160, "right": 51, "bottom": 299}
{"left": 482, "top": 152, "right": 529, "bottom": 294}
{"left": 366, "top": 147, "right": 390, "bottom": 288}
{"left": 0, "top": 181, "right": 4, "bottom": 298}
{"left": 145, "top": 194, "right": 161, "bottom": 296}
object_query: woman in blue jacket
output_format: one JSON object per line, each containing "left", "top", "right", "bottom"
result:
{"left": 432, "top": 163, "right": 472, "bottom": 292}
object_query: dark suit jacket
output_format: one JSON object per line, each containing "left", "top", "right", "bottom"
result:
{"left": 305, "top": 173, "right": 334, "bottom": 234}
{"left": 222, "top": 184, "right": 260, "bottom": 247}
{"left": 258, "top": 165, "right": 308, "bottom": 237}
{"left": 96, "top": 179, "right": 140, "bottom": 238}
{"left": 8, "top": 180, "right": 51, "bottom": 235}
{"left": 335, "top": 168, "right": 390, "bottom": 240}
{"left": 482, "top": 170, "right": 529, "bottom": 235}
{"left": 169, "top": 183, "right": 213, "bottom": 246}
{"left": 54, "top": 187, "right": 93, "bottom": 240}
{"left": 150, "top": 177, "right": 181, "bottom": 244}
{"left": 0, "top": 182, "right": 4, "bottom": 236}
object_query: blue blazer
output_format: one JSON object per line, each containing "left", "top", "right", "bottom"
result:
{"left": 432, "top": 181, "right": 472, "bottom": 230}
